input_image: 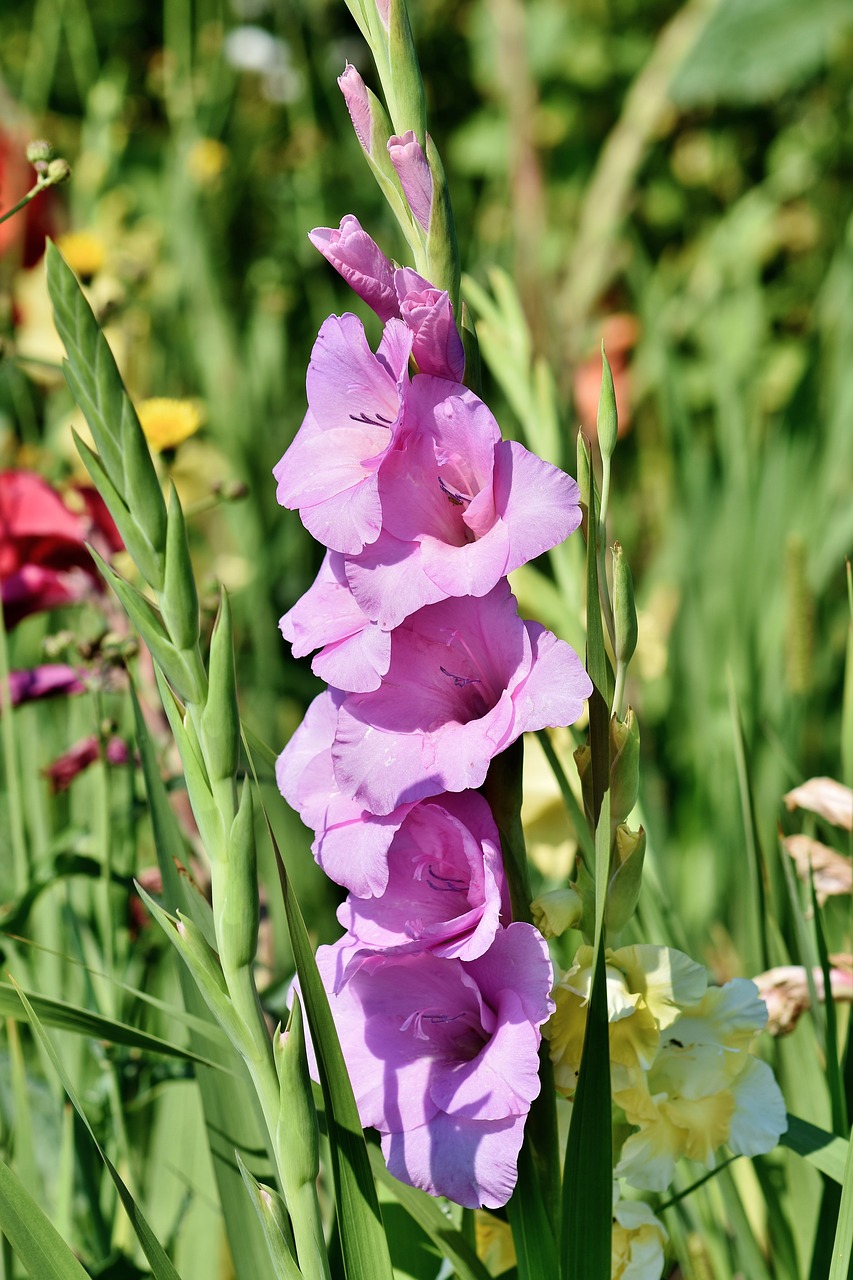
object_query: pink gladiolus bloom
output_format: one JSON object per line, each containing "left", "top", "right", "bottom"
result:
{"left": 395, "top": 266, "right": 465, "bottom": 381}
{"left": 274, "top": 314, "right": 413, "bottom": 554}
{"left": 6, "top": 663, "right": 85, "bottom": 707}
{"left": 337, "top": 64, "right": 374, "bottom": 157}
{"left": 332, "top": 580, "right": 592, "bottom": 816}
{"left": 315, "top": 922, "right": 554, "bottom": 1207}
{"left": 277, "top": 689, "right": 416, "bottom": 896}
{"left": 343, "top": 379, "right": 582, "bottom": 628}
{"left": 338, "top": 791, "right": 509, "bottom": 961}
{"left": 388, "top": 131, "right": 432, "bottom": 231}
{"left": 308, "top": 216, "right": 399, "bottom": 322}
{"left": 280, "top": 551, "right": 390, "bottom": 692}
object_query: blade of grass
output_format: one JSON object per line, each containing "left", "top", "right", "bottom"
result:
{"left": 783, "top": 1115, "right": 850, "bottom": 1182}
{"left": 13, "top": 981, "right": 184, "bottom": 1280}
{"left": 828, "top": 1124, "right": 853, "bottom": 1280}
{"left": 728, "top": 671, "right": 771, "bottom": 973}
{"left": 131, "top": 683, "right": 288, "bottom": 1280}
{"left": 0, "top": 1156, "right": 90, "bottom": 1280}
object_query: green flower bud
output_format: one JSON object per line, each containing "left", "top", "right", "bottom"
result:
{"left": 26, "top": 139, "right": 53, "bottom": 165}
{"left": 213, "top": 779, "right": 259, "bottom": 975}
{"left": 604, "top": 824, "right": 646, "bottom": 936}
{"left": 596, "top": 342, "right": 618, "bottom": 461}
{"left": 235, "top": 1155, "right": 301, "bottom": 1280}
{"left": 200, "top": 590, "right": 239, "bottom": 785}
{"left": 609, "top": 709, "right": 639, "bottom": 827}
{"left": 576, "top": 432, "right": 593, "bottom": 541}
{"left": 612, "top": 541, "right": 638, "bottom": 667}
{"left": 387, "top": 0, "right": 427, "bottom": 143}
{"left": 531, "top": 886, "right": 583, "bottom": 939}
{"left": 275, "top": 995, "right": 320, "bottom": 1191}
{"left": 424, "top": 134, "right": 460, "bottom": 314}
{"left": 162, "top": 487, "right": 199, "bottom": 652}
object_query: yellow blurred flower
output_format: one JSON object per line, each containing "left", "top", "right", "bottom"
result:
{"left": 56, "top": 229, "right": 107, "bottom": 280}
{"left": 137, "top": 397, "right": 204, "bottom": 451}
{"left": 187, "top": 137, "right": 230, "bottom": 186}
{"left": 474, "top": 1212, "right": 516, "bottom": 1276}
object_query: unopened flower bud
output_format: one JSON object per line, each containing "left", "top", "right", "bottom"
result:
{"left": 605, "top": 824, "right": 646, "bottom": 936}
{"left": 609, "top": 709, "right": 639, "bottom": 826}
{"left": 275, "top": 995, "right": 320, "bottom": 1189}
{"left": 596, "top": 343, "right": 618, "bottom": 461}
{"left": 388, "top": 130, "right": 432, "bottom": 232}
{"left": 26, "top": 139, "right": 53, "bottom": 170}
{"left": 46, "top": 157, "right": 72, "bottom": 185}
{"left": 612, "top": 542, "right": 638, "bottom": 667}
{"left": 531, "top": 886, "right": 583, "bottom": 939}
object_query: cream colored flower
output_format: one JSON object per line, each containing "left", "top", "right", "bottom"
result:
{"left": 614, "top": 982, "right": 787, "bottom": 1192}
{"left": 531, "top": 886, "right": 582, "bottom": 939}
{"left": 547, "top": 945, "right": 707, "bottom": 1097}
{"left": 136, "top": 398, "right": 204, "bottom": 451}
{"left": 612, "top": 1189, "right": 667, "bottom": 1280}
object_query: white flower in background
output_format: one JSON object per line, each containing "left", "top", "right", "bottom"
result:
{"left": 612, "top": 1187, "right": 668, "bottom": 1280}
{"left": 224, "top": 26, "right": 302, "bottom": 102}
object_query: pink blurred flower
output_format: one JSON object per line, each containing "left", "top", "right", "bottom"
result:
{"left": 6, "top": 663, "right": 85, "bottom": 707}
{"left": 332, "top": 580, "right": 592, "bottom": 816}
{"left": 315, "top": 922, "right": 554, "bottom": 1207}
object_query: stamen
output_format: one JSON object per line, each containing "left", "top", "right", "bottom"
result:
{"left": 440, "top": 665, "right": 480, "bottom": 689}
{"left": 438, "top": 475, "right": 471, "bottom": 505}
{"left": 349, "top": 410, "right": 393, "bottom": 427}
{"left": 425, "top": 864, "right": 468, "bottom": 893}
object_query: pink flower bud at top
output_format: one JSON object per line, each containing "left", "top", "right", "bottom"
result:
{"left": 375, "top": 0, "right": 390, "bottom": 26}
{"left": 388, "top": 130, "right": 432, "bottom": 231}
{"left": 338, "top": 64, "right": 374, "bottom": 156}
{"left": 309, "top": 216, "right": 400, "bottom": 322}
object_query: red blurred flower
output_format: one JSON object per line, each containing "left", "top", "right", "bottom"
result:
{"left": 572, "top": 313, "right": 640, "bottom": 439}
{"left": 0, "top": 120, "right": 59, "bottom": 268}
{"left": 42, "top": 733, "right": 130, "bottom": 793}
{"left": 0, "top": 470, "right": 118, "bottom": 627}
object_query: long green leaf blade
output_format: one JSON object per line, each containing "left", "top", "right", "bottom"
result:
{"left": 782, "top": 1115, "right": 850, "bottom": 1182}
{"left": 14, "top": 982, "right": 185, "bottom": 1280}
{"left": 0, "top": 1158, "right": 90, "bottom": 1280}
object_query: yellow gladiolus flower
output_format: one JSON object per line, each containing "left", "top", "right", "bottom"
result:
{"left": 611, "top": 1189, "right": 668, "bottom": 1280}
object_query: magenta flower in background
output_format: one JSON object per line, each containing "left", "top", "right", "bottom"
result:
{"left": 332, "top": 580, "right": 592, "bottom": 816}
{"left": 388, "top": 131, "right": 433, "bottom": 231}
{"left": 5, "top": 663, "right": 85, "bottom": 708}
{"left": 338, "top": 790, "right": 508, "bottom": 961}
{"left": 274, "top": 313, "right": 413, "bottom": 554}
{"left": 280, "top": 551, "right": 390, "bottom": 692}
{"left": 277, "top": 689, "right": 417, "bottom": 896}
{"left": 343, "top": 378, "right": 581, "bottom": 627}
{"left": 315, "top": 922, "right": 554, "bottom": 1207}
{"left": 308, "top": 216, "right": 399, "bottom": 322}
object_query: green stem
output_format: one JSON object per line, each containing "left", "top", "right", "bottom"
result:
{"left": 0, "top": 180, "right": 49, "bottom": 228}
{"left": 0, "top": 604, "right": 28, "bottom": 893}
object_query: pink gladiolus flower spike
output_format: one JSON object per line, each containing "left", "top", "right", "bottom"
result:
{"left": 332, "top": 580, "right": 593, "bottom": 816}
{"left": 274, "top": 314, "right": 413, "bottom": 554}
